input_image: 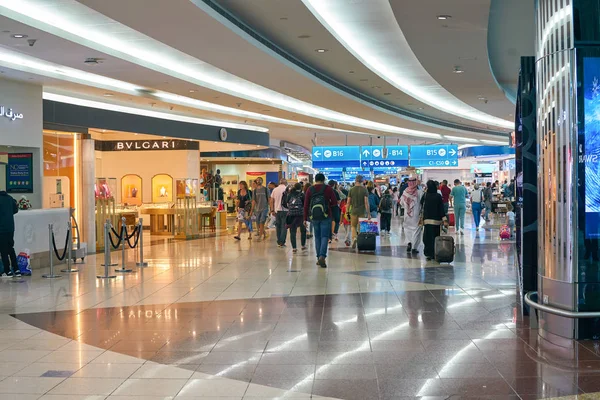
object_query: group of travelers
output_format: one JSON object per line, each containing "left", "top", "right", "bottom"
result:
{"left": 234, "top": 173, "right": 516, "bottom": 267}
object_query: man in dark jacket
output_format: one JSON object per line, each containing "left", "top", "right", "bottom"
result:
{"left": 0, "top": 191, "right": 19, "bottom": 277}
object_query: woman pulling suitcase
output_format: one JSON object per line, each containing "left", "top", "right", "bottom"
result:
{"left": 422, "top": 180, "right": 449, "bottom": 261}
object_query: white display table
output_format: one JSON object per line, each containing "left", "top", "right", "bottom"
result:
{"left": 14, "top": 208, "right": 70, "bottom": 268}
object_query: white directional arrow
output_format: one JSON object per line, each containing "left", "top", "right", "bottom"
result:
{"left": 362, "top": 149, "right": 370, "bottom": 157}
{"left": 449, "top": 149, "right": 457, "bottom": 156}
{"left": 314, "top": 150, "right": 321, "bottom": 158}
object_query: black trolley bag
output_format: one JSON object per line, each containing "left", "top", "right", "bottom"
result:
{"left": 434, "top": 234, "right": 455, "bottom": 263}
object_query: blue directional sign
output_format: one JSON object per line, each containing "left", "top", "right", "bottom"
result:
{"left": 410, "top": 145, "right": 459, "bottom": 167}
{"left": 361, "top": 146, "right": 409, "bottom": 168}
{"left": 312, "top": 146, "right": 361, "bottom": 168}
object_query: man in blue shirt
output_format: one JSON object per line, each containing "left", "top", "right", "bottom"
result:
{"left": 450, "top": 179, "right": 468, "bottom": 235}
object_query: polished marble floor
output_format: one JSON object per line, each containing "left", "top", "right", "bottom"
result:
{"left": 0, "top": 216, "right": 597, "bottom": 399}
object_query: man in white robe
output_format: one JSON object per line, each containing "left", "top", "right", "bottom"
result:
{"left": 400, "top": 177, "right": 423, "bottom": 253}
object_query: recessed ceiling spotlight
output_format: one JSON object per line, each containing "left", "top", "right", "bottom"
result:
{"left": 315, "top": 49, "right": 328, "bottom": 53}
{"left": 297, "top": 35, "right": 311, "bottom": 39}
{"left": 189, "top": 90, "right": 195, "bottom": 93}
{"left": 437, "top": 15, "right": 452, "bottom": 20}
{"left": 11, "top": 34, "right": 28, "bottom": 38}
{"left": 280, "top": 17, "right": 288, "bottom": 20}
{"left": 371, "top": 86, "right": 381, "bottom": 89}
{"left": 383, "top": 92, "right": 391, "bottom": 96}
{"left": 103, "top": 93, "right": 114, "bottom": 97}
{"left": 418, "top": 107, "right": 425, "bottom": 110}
{"left": 349, "top": 70, "right": 355, "bottom": 74}
{"left": 262, "top": 109, "right": 271, "bottom": 112}
{"left": 359, "top": 79, "right": 368, "bottom": 82}
{"left": 477, "top": 96, "right": 487, "bottom": 101}
{"left": 453, "top": 66, "right": 465, "bottom": 74}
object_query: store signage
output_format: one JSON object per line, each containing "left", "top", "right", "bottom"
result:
{"left": 6, "top": 153, "right": 33, "bottom": 193}
{"left": 474, "top": 172, "right": 493, "bottom": 178}
{"left": 361, "top": 145, "right": 409, "bottom": 168}
{"left": 0, "top": 106, "right": 23, "bottom": 121}
{"left": 409, "top": 145, "right": 459, "bottom": 167}
{"left": 96, "top": 139, "right": 200, "bottom": 152}
{"left": 312, "top": 146, "right": 361, "bottom": 168}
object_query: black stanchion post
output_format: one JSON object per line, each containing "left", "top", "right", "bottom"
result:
{"left": 43, "top": 223, "right": 62, "bottom": 279}
{"left": 98, "top": 220, "right": 117, "bottom": 279}
{"left": 136, "top": 218, "right": 148, "bottom": 267}
{"left": 115, "top": 217, "right": 133, "bottom": 273}
{"left": 61, "top": 220, "right": 78, "bottom": 273}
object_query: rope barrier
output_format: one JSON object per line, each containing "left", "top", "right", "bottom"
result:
{"left": 125, "top": 225, "right": 140, "bottom": 249}
{"left": 51, "top": 227, "right": 70, "bottom": 261}
{"left": 108, "top": 225, "right": 124, "bottom": 250}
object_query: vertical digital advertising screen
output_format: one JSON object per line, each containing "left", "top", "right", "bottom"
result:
{"left": 584, "top": 58, "right": 600, "bottom": 238}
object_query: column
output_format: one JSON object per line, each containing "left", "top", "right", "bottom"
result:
{"left": 81, "top": 135, "right": 96, "bottom": 254}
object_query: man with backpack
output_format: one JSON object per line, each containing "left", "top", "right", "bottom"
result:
{"left": 286, "top": 183, "right": 307, "bottom": 254}
{"left": 379, "top": 189, "right": 393, "bottom": 236}
{"left": 304, "top": 173, "right": 337, "bottom": 268}
{"left": 0, "top": 190, "right": 19, "bottom": 278}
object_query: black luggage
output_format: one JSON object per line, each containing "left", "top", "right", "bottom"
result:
{"left": 357, "top": 233, "right": 376, "bottom": 252}
{"left": 435, "top": 235, "right": 455, "bottom": 263}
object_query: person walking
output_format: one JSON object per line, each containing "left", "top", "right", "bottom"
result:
{"left": 303, "top": 182, "right": 314, "bottom": 239}
{"left": 346, "top": 175, "right": 370, "bottom": 249}
{"left": 368, "top": 186, "right": 379, "bottom": 219}
{"left": 252, "top": 177, "right": 270, "bottom": 241}
{"left": 470, "top": 183, "right": 484, "bottom": 230}
{"left": 0, "top": 190, "right": 19, "bottom": 278}
{"left": 304, "top": 173, "right": 337, "bottom": 268}
{"left": 234, "top": 181, "right": 253, "bottom": 240}
{"left": 400, "top": 176, "right": 423, "bottom": 253}
{"left": 450, "top": 179, "right": 468, "bottom": 235}
{"left": 286, "top": 183, "right": 307, "bottom": 253}
{"left": 379, "top": 189, "right": 393, "bottom": 236}
{"left": 329, "top": 180, "right": 341, "bottom": 243}
{"left": 483, "top": 182, "right": 493, "bottom": 222}
{"left": 440, "top": 180, "right": 451, "bottom": 216}
{"left": 392, "top": 187, "right": 400, "bottom": 217}
{"left": 422, "top": 180, "right": 449, "bottom": 261}
{"left": 270, "top": 178, "right": 289, "bottom": 248}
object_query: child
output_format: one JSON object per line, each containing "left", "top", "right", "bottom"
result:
{"left": 506, "top": 203, "right": 516, "bottom": 238}
{"left": 341, "top": 199, "right": 352, "bottom": 246}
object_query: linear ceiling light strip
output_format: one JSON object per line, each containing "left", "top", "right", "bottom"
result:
{"left": 302, "top": 0, "right": 513, "bottom": 130}
{"left": 0, "top": 0, "right": 501, "bottom": 141}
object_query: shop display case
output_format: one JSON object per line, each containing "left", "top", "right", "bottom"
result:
{"left": 140, "top": 202, "right": 175, "bottom": 236}
{"left": 152, "top": 174, "right": 173, "bottom": 203}
{"left": 174, "top": 178, "right": 199, "bottom": 239}
{"left": 95, "top": 177, "right": 117, "bottom": 251}
{"left": 121, "top": 174, "right": 142, "bottom": 206}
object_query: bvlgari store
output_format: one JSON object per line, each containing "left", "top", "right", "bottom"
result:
{"left": 43, "top": 98, "right": 270, "bottom": 252}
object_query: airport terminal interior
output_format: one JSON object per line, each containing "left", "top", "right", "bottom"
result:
{"left": 0, "top": 0, "right": 597, "bottom": 399}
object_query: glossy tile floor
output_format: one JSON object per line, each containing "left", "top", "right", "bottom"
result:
{"left": 0, "top": 216, "right": 598, "bottom": 399}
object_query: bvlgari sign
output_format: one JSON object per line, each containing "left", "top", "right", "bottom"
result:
{"left": 96, "top": 139, "right": 199, "bottom": 152}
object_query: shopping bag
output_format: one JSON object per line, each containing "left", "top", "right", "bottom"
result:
{"left": 266, "top": 215, "right": 277, "bottom": 229}
{"left": 359, "top": 218, "right": 379, "bottom": 234}
{"left": 17, "top": 248, "right": 32, "bottom": 276}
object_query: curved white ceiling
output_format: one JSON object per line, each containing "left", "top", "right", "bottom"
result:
{"left": 302, "top": 0, "right": 514, "bottom": 130}
{"left": 0, "top": 0, "right": 506, "bottom": 143}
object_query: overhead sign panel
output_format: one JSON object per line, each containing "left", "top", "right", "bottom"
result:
{"left": 361, "top": 145, "right": 409, "bottom": 168}
{"left": 312, "top": 146, "right": 361, "bottom": 168}
{"left": 409, "top": 144, "right": 459, "bottom": 167}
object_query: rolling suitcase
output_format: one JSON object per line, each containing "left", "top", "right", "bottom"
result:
{"left": 357, "top": 233, "right": 376, "bottom": 252}
{"left": 435, "top": 235, "right": 455, "bottom": 263}
{"left": 447, "top": 208, "right": 455, "bottom": 226}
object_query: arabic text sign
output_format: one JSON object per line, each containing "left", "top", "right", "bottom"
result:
{"left": 361, "top": 145, "right": 409, "bottom": 168}
{"left": 6, "top": 153, "right": 33, "bottom": 193}
{"left": 409, "top": 145, "right": 459, "bottom": 167}
{"left": 0, "top": 106, "right": 23, "bottom": 121}
{"left": 312, "top": 146, "right": 361, "bottom": 168}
